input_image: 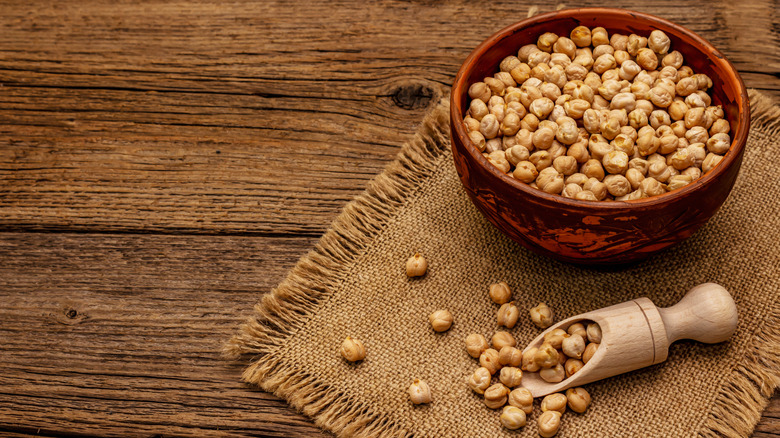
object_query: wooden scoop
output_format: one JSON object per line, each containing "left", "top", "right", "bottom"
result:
{"left": 520, "top": 283, "right": 738, "bottom": 398}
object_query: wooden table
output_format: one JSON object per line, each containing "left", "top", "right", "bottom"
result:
{"left": 1, "top": 1, "right": 778, "bottom": 436}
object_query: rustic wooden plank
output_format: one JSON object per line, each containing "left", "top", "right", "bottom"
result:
{"left": 756, "top": 397, "right": 780, "bottom": 437}
{"left": 1, "top": 0, "right": 778, "bottom": 235}
{"left": 0, "top": 232, "right": 331, "bottom": 438}
{"left": 0, "top": 231, "right": 777, "bottom": 437}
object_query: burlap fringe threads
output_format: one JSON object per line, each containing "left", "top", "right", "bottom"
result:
{"left": 225, "top": 91, "right": 780, "bottom": 438}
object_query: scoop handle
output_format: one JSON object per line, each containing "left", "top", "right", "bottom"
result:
{"left": 658, "top": 283, "right": 738, "bottom": 344}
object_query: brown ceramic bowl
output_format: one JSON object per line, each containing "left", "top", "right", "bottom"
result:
{"left": 450, "top": 8, "right": 749, "bottom": 265}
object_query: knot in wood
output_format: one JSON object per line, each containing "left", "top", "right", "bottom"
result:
{"left": 392, "top": 83, "right": 433, "bottom": 110}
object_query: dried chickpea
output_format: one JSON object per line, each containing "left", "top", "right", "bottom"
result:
{"left": 518, "top": 44, "right": 540, "bottom": 62}
{"left": 575, "top": 190, "right": 599, "bottom": 201}
{"left": 513, "top": 160, "right": 539, "bottom": 183}
{"left": 465, "top": 333, "right": 489, "bottom": 358}
{"left": 570, "top": 26, "right": 592, "bottom": 47}
{"left": 706, "top": 132, "right": 731, "bottom": 154}
{"left": 603, "top": 174, "right": 631, "bottom": 197}
{"left": 537, "top": 167, "right": 564, "bottom": 194}
{"left": 487, "top": 150, "right": 511, "bottom": 173}
{"left": 468, "top": 367, "right": 492, "bottom": 394}
{"left": 636, "top": 48, "right": 658, "bottom": 71}
{"left": 484, "top": 383, "right": 510, "bottom": 409}
{"left": 561, "top": 333, "right": 586, "bottom": 359}
{"left": 553, "top": 155, "right": 579, "bottom": 176}
{"left": 499, "top": 346, "right": 523, "bottom": 367}
{"left": 498, "top": 302, "right": 520, "bottom": 328}
{"left": 581, "top": 159, "right": 606, "bottom": 181}
{"left": 541, "top": 393, "right": 568, "bottom": 414}
{"left": 702, "top": 153, "right": 724, "bottom": 173}
{"left": 567, "top": 141, "right": 590, "bottom": 164}
{"left": 500, "top": 406, "right": 527, "bottom": 430}
{"left": 710, "top": 118, "right": 730, "bottom": 136}
{"left": 583, "top": 178, "right": 608, "bottom": 200}
{"left": 562, "top": 183, "right": 582, "bottom": 199}
{"left": 565, "top": 358, "right": 584, "bottom": 377}
{"left": 607, "top": 32, "right": 626, "bottom": 50}
{"left": 586, "top": 322, "right": 602, "bottom": 343}
{"left": 408, "top": 379, "right": 432, "bottom": 404}
{"left": 667, "top": 174, "right": 693, "bottom": 190}
{"left": 499, "top": 366, "right": 523, "bottom": 388}
{"left": 530, "top": 302, "right": 554, "bottom": 328}
{"left": 429, "top": 310, "right": 453, "bottom": 332}
{"left": 405, "top": 253, "right": 427, "bottom": 277}
{"left": 484, "top": 76, "right": 506, "bottom": 96}
{"left": 488, "top": 328, "right": 516, "bottom": 349}
{"left": 648, "top": 30, "right": 671, "bottom": 54}
{"left": 534, "top": 343, "right": 560, "bottom": 368}
{"left": 541, "top": 328, "right": 567, "bottom": 349}
{"left": 582, "top": 342, "right": 599, "bottom": 364}
{"left": 508, "top": 387, "right": 534, "bottom": 414}
{"left": 540, "top": 363, "right": 566, "bottom": 383}
{"left": 640, "top": 177, "right": 666, "bottom": 197}
{"left": 566, "top": 387, "right": 592, "bottom": 413}
{"left": 538, "top": 410, "right": 562, "bottom": 438}
{"left": 522, "top": 347, "right": 541, "bottom": 372}
{"left": 480, "top": 348, "right": 501, "bottom": 375}
{"left": 340, "top": 336, "right": 366, "bottom": 362}
{"left": 625, "top": 168, "right": 645, "bottom": 190}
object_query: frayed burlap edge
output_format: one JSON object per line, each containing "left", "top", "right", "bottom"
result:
{"left": 223, "top": 98, "right": 452, "bottom": 438}
{"left": 696, "top": 90, "right": 780, "bottom": 438}
{"left": 225, "top": 91, "right": 780, "bottom": 438}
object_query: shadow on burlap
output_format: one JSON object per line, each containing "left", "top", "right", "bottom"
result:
{"left": 226, "top": 90, "right": 780, "bottom": 438}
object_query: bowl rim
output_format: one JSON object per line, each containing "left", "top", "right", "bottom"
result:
{"left": 451, "top": 7, "right": 750, "bottom": 210}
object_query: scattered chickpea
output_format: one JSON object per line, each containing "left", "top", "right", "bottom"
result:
{"left": 408, "top": 379, "right": 432, "bottom": 405}
{"left": 484, "top": 383, "right": 510, "bottom": 409}
{"left": 541, "top": 393, "right": 568, "bottom": 414}
{"left": 489, "top": 281, "right": 512, "bottom": 304}
{"left": 480, "top": 348, "right": 501, "bottom": 375}
{"left": 508, "top": 387, "right": 535, "bottom": 414}
{"left": 339, "top": 336, "right": 366, "bottom": 362}
{"left": 500, "top": 405, "right": 527, "bottom": 430}
{"left": 499, "top": 346, "right": 523, "bottom": 367}
{"left": 497, "top": 302, "right": 520, "bottom": 328}
{"left": 405, "top": 253, "right": 427, "bottom": 277}
{"left": 566, "top": 387, "right": 592, "bottom": 413}
{"left": 468, "top": 367, "right": 492, "bottom": 394}
{"left": 499, "top": 366, "right": 524, "bottom": 387}
{"left": 538, "top": 410, "right": 562, "bottom": 437}
{"left": 530, "top": 302, "right": 554, "bottom": 328}
{"left": 492, "top": 331, "right": 517, "bottom": 350}
{"left": 429, "top": 310, "right": 453, "bottom": 332}
{"left": 465, "top": 334, "right": 489, "bottom": 358}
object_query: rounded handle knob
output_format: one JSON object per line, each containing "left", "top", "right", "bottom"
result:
{"left": 658, "top": 283, "right": 738, "bottom": 344}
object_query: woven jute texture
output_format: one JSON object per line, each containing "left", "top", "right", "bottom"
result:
{"left": 226, "top": 90, "right": 780, "bottom": 438}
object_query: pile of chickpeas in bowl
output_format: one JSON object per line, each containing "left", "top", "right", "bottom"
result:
{"left": 462, "top": 26, "right": 732, "bottom": 201}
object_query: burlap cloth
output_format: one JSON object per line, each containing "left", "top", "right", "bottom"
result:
{"left": 226, "top": 90, "right": 780, "bottom": 438}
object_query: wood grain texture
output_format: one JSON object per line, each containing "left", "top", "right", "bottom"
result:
{"left": 0, "top": 0, "right": 778, "bottom": 235}
{"left": 0, "top": 0, "right": 778, "bottom": 436}
{"left": 0, "top": 232, "right": 331, "bottom": 437}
